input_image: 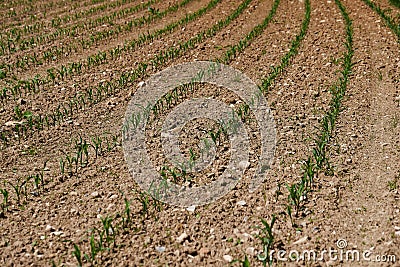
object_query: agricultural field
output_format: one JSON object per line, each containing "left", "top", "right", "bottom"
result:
{"left": 0, "top": 0, "right": 399, "bottom": 265}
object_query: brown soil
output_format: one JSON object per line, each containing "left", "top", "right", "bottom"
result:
{"left": 0, "top": 0, "right": 399, "bottom": 266}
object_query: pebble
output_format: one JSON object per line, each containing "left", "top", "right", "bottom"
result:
{"left": 109, "top": 194, "right": 118, "bottom": 200}
{"left": 223, "top": 255, "right": 233, "bottom": 262}
{"left": 5, "top": 121, "right": 23, "bottom": 127}
{"left": 293, "top": 236, "right": 308, "bottom": 245}
{"left": 155, "top": 246, "right": 165, "bottom": 253}
{"left": 52, "top": 231, "right": 63, "bottom": 236}
{"left": 186, "top": 205, "right": 196, "bottom": 212}
{"left": 106, "top": 204, "right": 115, "bottom": 211}
{"left": 45, "top": 225, "right": 55, "bottom": 232}
{"left": 237, "top": 200, "right": 246, "bottom": 206}
{"left": 238, "top": 161, "right": 250, "bottom": 171}
{"left": 91, "top": 191, "right": 100, "bottom": 198}
{"left": 176, "top": 232, "right": 188, "bottom": 243}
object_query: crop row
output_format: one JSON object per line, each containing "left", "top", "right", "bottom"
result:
{"left": 254, "top": 0, "right": 311, "bottom": 262}
{"left": 0, "top": 0, "right": 193, "bottom": 84}
{"left": 362, "top": 0, "right": 400, "bottom": 42}
{"left": 0, "top": 0, "right": 282, "bottom": 218}
{"left": 0, "top": 132, "right": 120, "bottom": 216}
{"left": 69, "top": 0, "right": 310, "bottom": 263}
{"left": 0, "top": 0, "right": 222, "bottom": 109}
{"left": 0, "top": 0, "right": 251, "bottom": 145}
{"left": 0, "top": 0, "right": 98, "bottom": 30}
{"left": 1, "top": 0, "right": 316, "bottom": 264}
{"left": 0, "top": 0, "right": 191, "bottom": 59}
{"left": 0, "top": 0, "right": 160, "bottom": 55}
{"left": 282, "top": 0, "right": 353, "bottom": 236}
{"left": 1, "top": 0, "right": 142, "bottom": 35}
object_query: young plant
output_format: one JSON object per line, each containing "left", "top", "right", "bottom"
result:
{"left": 7, "top": 179, "right": 24, "bottom": 205}
{"left": 257, "top": 215, "right": 277, "bottom": 267}
{"left": 0, "top": 188, "right": 9, "bottom": 212}
{"left": 100, "top": 215, "right": 115, "bottom": 246}
{"left": 286, "top": 181, "right": 305, "bottom": 216}
{"left": 136, "top": 190, "right": 150, "bottom": 217}
{"left": 72, "top": 243, "right": 83, "bottom": 267}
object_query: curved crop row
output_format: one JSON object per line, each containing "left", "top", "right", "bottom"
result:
{"left": 0, "top": 0, "right": 274, "bottom": 224}
{"left": 0, "top": 0, "right": 222, "bottom": 106}
{"left": 0, "top": 0, "right": 160, "bottom": 54}
{"left": 0, "top": 0, "right": 191, "bottom": 57}
{"left": 0, "top": 0, "right": 252, "bottom": 146}
{"left": 362, "top": 0, "right": 400, "bottom": 42}
{"left": 0, "top": 0, "right": 96, "bottom": 31}
{"left": 284, "top": 0, "right": 353, "bottom": 222}
{"left": 1, "top": 0, "right": 140, "bottom": 34}
{"left": 0, "top": 0, "right": 285, "bottom": 210}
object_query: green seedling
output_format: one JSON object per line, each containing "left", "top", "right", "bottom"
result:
{"left": 274, "top": 182, "right": 282, "bottom": 202}
{"left": 286, "top": 204, "right": 295, "bottom": 227}
{"left": 286, "top": 181, "right": 305, "bottom": 216}
{"left": 208, "top": 128, "right": 221, "bottom": 145}
{"left": 72, "top": 243, "right": 83, "bottom": 267}
{"left": 301, "top": 156, "right": 316, "bottom": 188}
{"left": 59, "top": 158, "right": 65, "bottom": 177}
{"left": 100, "top": 215, "right": 115, "bottom": 246}
{"left": 87, "top": 230, "right": 103, "bottom": 263}
{"left": 256, "top": 215, "right": 276, "bottom": 267}
{"left": 136, "top": 190, "right": 150, "bottom": 217}
{"left": 14, "top": 105, "right": 23, "bottom": 120}
{"left": 388, "top": 176, "right": 398, "bottom": 191}
{"left": 7, "top": 179, "right": 25, "bottom": 204}
{"left": 0, "top": 188, "right": 9, "bottom": 212}
{"left": 148, "top": 7, "right": 160, "bottom": 15}
{"left": 235, "top": 255, "right": 251, "bottom": 267}
{"left": 123, "top": 197, "right": 131, "bottom": 228}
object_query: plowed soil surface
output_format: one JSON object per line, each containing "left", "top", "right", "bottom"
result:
{"left": 0, "top": 0, "right": 399, "bottom": 266}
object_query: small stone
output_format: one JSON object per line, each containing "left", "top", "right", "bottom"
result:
{"left": 109, "top": 194, "right": 118, "bottom": 200}
{"left": 52, "top": 231, "right": 63, "bottom": 236}
{"left": 45, "top": 225, "right": 55, "bottom": 232}
{"left": 91, "top": 191, "right": 99, "bottom": 198}
{"left": 237, "top": 200, "right": 246, "bottom": 206}
{"left": 176, "top": 232, "right": 188, "bottom": 243}
{"left": 70, "top": 191, "right": 78, "bottom": 196}
{"left": 223, "top": 255, "right": 233, "bottom": 262}
{"left": 238, "top": 161, "right": 250, "bottom": 171}
{"left": 186, "top": 205, "right": 196, "bottom": 212}
{"left": 5, "top": 121, "right": 23, "bottom": 127}
{"left": 293, "top": 236, "right": 308, "bottom": 245}
{"left": 137, "top": 81, "right": 145, "bottom": 88}
{"left": 155, "top": 246, "right": 165, "bottom": 253}
{"left": 312, "top": 227, "right": 320, "bottom": 233}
